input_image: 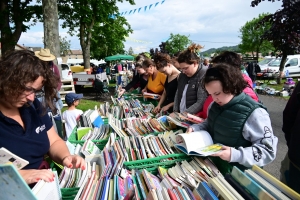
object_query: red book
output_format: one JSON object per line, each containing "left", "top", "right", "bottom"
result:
{"left": 167, "top": 188, "right": 178, "bottom": 200}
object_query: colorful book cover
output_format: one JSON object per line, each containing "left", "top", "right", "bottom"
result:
{"left": 197, "top": 182, "right": 219, "bottom": 200}
{"left": 231, "top": 166, "right": 275, "bottom": 200}
{"left": 117, "top": 176, "right": 126, "bottom": 199}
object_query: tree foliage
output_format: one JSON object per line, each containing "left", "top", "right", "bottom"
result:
{"left": 250, "top": 0, "right": 300, "bottom": 74}
{"left": 239, "top": 13, "right": 274, "bottom": 57}
{"left": 90, "top": 16, "right": 132, "bottom": 60}
{"left": 59, "top": 36, "right": 71, "bottom": 56}
{"left": 58, "top": 0, "right": 134, "bottom": 68}
{"left": 165, "top": 33, "right": 192, "bottom": 55}
{"left": 128, "top": 47, "right": 134, "bottom": 55}
{"left": 0, "top": 0, "right": 42, "bottom": 56}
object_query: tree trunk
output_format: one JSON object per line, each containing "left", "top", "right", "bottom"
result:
{"left": 0, "top": 0, "right": 23, "bottom": 57}
{"left": 42, "top": 0, "right": 60, "bottom": 72}
{"left": 79, "top": 19, "right": 93, "bottom": 70}
{"left": 277, "top": 53, "right": 288, "bottom": 84}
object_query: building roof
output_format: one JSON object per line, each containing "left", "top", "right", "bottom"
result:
{"left": 67, "top": 50, "right": 82, "bottom": 55}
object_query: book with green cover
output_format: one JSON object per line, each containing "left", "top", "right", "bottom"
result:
{"left": 0, "top": 164, "right": 37, "bottom": 200}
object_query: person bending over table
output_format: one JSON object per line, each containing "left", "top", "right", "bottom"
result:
{"left": 186, "top": 63, "right": 277, "bottom": 174}
{"left": 173, "top": 43, "right": 208, "bottom": 114}
{"left": 0, "top": 50, "right": 85, "bottom": 184}
{"left": 141, "top": 58, "right": 167, "bottom": 98}
{"left": 153, "top": 53, "right": 181, "bottom": 113}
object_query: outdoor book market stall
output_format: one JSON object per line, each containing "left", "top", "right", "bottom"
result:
{"left": 1, "top": 91, "right": 300, "bottom": 200}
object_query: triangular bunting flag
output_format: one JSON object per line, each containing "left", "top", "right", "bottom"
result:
{"left": 155, "top": 2, "right": 159, "bottom": 7}
{"left": 124, "top": 11, "right": 127, "bottom": 15}
{"left": 149, "top": 4, "right": 153, "bottom": 10}
{"left": 138, "top": 7, "right": 142, "bottom": 12}
{"left": 144, "top": 6, "right": 147, "bottom": 11}
{"left": 129, "top": 10, "right": 132, "bottom": 14}
{"left": 120, "top": 12, "right": 123, "bottom": 16}
{"left": 133, "top": 9, "right": 137, "bottom": 14}
{"left": 161, "top": 0, "right": 165, "bottom": 4}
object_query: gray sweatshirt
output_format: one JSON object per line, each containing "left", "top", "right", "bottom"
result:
{"left": 191, "top": 107, "right": 278, "bottom": 168}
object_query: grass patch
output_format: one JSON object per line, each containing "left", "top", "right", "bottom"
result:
{"left": 61, "top": 99, "right": 102, "bottom": 112}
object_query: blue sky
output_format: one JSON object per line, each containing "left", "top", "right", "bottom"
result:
{"left": 19, "top": 0, "right": 282, "bottom": 54}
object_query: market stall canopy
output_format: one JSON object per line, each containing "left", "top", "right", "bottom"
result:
{"left": 105, "top": 54, "right": 134, "bottom": 61}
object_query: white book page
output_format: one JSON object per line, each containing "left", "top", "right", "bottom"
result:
{"left": 176, "top": 131, "right": 213, "bottom": 153}
{"left": 32, "top": 171, "right": 61, "bottom": 200}
{"left": 0, "top": 147, "right": 29, "bottom": 169}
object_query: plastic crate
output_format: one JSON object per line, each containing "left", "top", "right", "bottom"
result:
{"left": 123, "top": 153, "right": 191, "bottom": 170}
{"left": 61, "top": 187, "right": 80, "bottom": 200}
{"left": 68, "top": 127, "right": 109, "bottom": 147}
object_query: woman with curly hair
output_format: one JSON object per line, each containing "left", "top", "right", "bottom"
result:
{"left": 187, "top": 63, "right": 278, "bottom": 173}
{"left": 0, "top": 50, "right": 85, "bottom": 185}
{"left": 173, "top": 43, "right": 208, "bottom": 114}
{"left": 153, "top": 53, "right": 181, "bottom": 113}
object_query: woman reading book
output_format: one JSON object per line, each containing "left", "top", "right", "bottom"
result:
{"left": 0, "top": 50, "right": 85, "bottom": 185}
{"left": 186, "top": 63, "right": 278, "bottom": 174}
{"left": 173, "top": 43, "right": 208, "bottom": 114}
{"left": 152, "top": 53, "right": 181, "bottom": 113}
{"left": 141, "top": 58, "right": 167, "bottom": 98}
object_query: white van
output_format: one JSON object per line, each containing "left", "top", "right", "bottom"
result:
{"left": 262, "top": 55, "right": 300, "bottom": 77}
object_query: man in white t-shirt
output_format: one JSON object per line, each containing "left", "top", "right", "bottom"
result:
{"left": 62, "top": 93, "right": 84, "bottom": 138}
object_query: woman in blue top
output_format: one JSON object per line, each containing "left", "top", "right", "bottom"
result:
{"left": 0, "top": 50, "right": 85, "bottom": 185}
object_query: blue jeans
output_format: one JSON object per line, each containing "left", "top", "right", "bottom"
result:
{"left": 288, "top": 162, "right": 300, "bottom": 193}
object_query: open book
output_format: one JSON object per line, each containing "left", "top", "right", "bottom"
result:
{"left": 174, "top": 131, "right": 223, "bottom": 156}
{"left": 143, "top": 92, "right": 160, "bottom": 99}
{"left": 0, "top": 147, "right": 29, "bottom": 169}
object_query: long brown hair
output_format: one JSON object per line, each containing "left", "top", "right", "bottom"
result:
{"left": 153, "top": 53, "right": 171, "bottom": 69}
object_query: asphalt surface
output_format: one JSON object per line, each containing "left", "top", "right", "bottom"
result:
{"left": 258, "top": 94, "right": 289, "bottom": 180}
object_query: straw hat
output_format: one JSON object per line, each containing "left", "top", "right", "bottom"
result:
{"left": 35, "top": 48, "right": 56, "bottom": 61}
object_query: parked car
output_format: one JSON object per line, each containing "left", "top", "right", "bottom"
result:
{"left": 258, "top": 57, "right": 276, "bottom": 71}
{"left": 61, "top": 64, "right": 73, "bottom": 80}
{"left": 260, "top": 55, "right": 300, "bottom": 77}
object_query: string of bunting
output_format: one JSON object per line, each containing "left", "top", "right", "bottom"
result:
{"left": 125, "top": 37, "right": 153, "bottom": 44}
{"left": 109, "top": 0, "right": 166, "bottom": 19}
{"left": 120, "top": 0, "right": 165, "bottom": 16}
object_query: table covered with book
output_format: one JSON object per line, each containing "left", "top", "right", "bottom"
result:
{"left": 2, "top": 91, "right": 300, "bottom": 200}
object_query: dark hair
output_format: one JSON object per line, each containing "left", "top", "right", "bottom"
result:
{"left": 135, "top": 63, "right": 142, "bottom": 68}
{"left": 211, "top": 51, "right": 242, "bottom": 69}
{"left": 177, "top": 43, "right": 203, "bottom": 64}
{"left": 135, "top": 53, "right": 146, "bottom": 64}
{"left": 0, "top": 50, "right": 58, "bottom": 114}
{"left": 203, "top": 63, "right": 247, "bottom": 95}
{"left": 142, "top": 58, "right": 156, "bottom": 68}
{"left": 153, "top": 53, "right": 171, "bottom": 69}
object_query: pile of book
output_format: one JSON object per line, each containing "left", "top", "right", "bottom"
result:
{"left": 76, "top": 108, "right": 105, "bottom": 128}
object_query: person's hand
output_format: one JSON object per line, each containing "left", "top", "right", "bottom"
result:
{"left": 141, "top": 88, "right": 147, "bottom": 94}
{"left": 210, "top": 146, "right": 231, "bottom": 162}
{"left": 62, "top": 155, "right": 86, "bottom": 170}
{"left": 161, "top": 105, "right": 170, "bottom": 112}
{"left": 19, "top": 169, "right": 55, "bottom": 184}
{"left": 153, "top": 105, "right": 161, "bottom": 113}
{"left": 118, "top": 88, "right": 126, "bottom": 97}
{"left": 186, "top": 127, "right": 194, "bottom": 134}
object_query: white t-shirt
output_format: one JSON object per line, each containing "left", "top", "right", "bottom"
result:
{"left": 62, "top": 109, "right": 83, "bottom": 138}
{"left": 180, "top": 84, "right": 188, "bottom": 113}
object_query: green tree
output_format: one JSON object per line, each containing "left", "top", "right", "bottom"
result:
{"left": 58, "top": 0, "right": 134, "bottom": 69}
{"left": 128, "top": 47, "right": 134, "bottom": 55}
{"left": 90, "top": 16, "right": 132, "bottom": 60}
{"left": 239, "top": 13, "right": 274, "bottom": 58}
{"left": 251, "top": 0, "right": 300, "bottom": 82}
{"left": 59, "top": 36, "right": 71, "bottom": 56}
{"left": 0, "top": 1, "right": 42, "bottom": 56}
{"left": 165, "top": 33, "right": 192, "bottom": 55}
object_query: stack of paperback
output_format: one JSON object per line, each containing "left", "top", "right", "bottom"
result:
{"left": 77, "top": 109, "right": 105, "bottom": 128}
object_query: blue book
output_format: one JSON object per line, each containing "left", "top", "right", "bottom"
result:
{"left": 93, "top": 115, "right": 104, "bottom": 127}
{"left": 0, "top": 164, "right": 37, "bottom": 200}
{"left": 100, "top": 176, "right": 110, "bottom": 200}
{"left": 197, "top": 182, "right": 219, "bottom": 200}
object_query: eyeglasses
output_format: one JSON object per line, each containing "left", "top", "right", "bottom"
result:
{"left": 24, "top": 86, "right": 45, "bottom": 97}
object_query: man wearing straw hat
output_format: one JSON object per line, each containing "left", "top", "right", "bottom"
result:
{"left": 35, "top": 48, "right": 64, "bottom": 138}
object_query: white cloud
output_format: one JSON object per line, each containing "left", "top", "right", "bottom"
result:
{"left": 19, "top": 0, "right": 282, "bottom": 54}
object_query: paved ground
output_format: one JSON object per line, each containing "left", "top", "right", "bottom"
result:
{"left": 258, "top": 95, "right": 289, "bottom": 180}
